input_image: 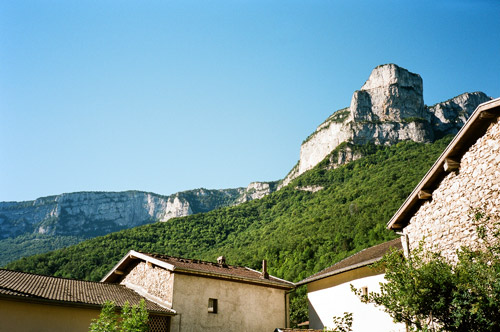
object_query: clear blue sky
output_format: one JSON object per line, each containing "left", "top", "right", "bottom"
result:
{"left": 1, "top": 0, "right": 499, "bottom": 202}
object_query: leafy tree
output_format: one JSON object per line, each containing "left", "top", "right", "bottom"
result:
{"left": 89, "top": 301, "right": 118, "bottom": 332}
{"left": 289, "top": 286, "right": 308, "bottom": 327}
{"left": 353, "top": 211, "right": 500, "bottom": 332}
{"left": 324, "top": 312, "right": 353, "bottom": 332}
{"left": 89, "top": 300, "right": 149, "bottom": 332}
{"left": 121, "top": 300, "right": 149, "bottom": 332}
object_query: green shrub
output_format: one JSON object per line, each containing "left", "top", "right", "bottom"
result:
{"left": 353, "top": 211, "right": 500, "bottom": 331}
{"left": 89, "top": 300, "right": 149, "bottom": 332}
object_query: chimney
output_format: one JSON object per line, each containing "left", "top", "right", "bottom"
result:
{"left": 217, "top": 256, "right": 227, "bottom": 267}
{"left": 261, "top": 259, "right": 269, "bottom": 279}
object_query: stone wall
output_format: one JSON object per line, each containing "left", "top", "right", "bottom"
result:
{"left": 404, "top": 117, "right": 500, "bottom": 260}
{"left": 120, "top": 262, "right": 174, "bottom": 307}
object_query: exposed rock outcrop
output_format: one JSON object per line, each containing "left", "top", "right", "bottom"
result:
{"left": 1, "top": 192, "right": 180, "bottom": 239}
{"left": 327, "top": 144, "right": 364, "bottom": 170}
{"left": 429, "top": 91, "right": 490, "bottom": 136}
{"left": 351, "top": 64, "right": 427, "bottom": 122}
{"left": 283, "top": 64, "right": 491, "bottom": 185}
{"left": 236, "top": 181, "right": 277, "bottom": 203}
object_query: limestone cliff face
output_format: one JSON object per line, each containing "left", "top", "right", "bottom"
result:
{"left": 0, "top": 183, "right": 279, "bottom": 242}
{"left": 352, "top": 64, "right": 427, "bottom": 122}
{"left": 283, "top": 64, "right": 491, "bottom": 185}
{"left": 0, "top": 188, "right": 256, "bottom": 240}
{"left": 428, "top": 91, "right": 490, "bottom": 136}
{"left": 0, "top": 192, "right": 187, "bottom": 239}
{"left": 0, "top": 185, "right": 283, "bottom": 265}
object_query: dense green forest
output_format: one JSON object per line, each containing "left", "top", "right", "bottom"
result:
{"left": 0, "top": 233, "right": 85, "bottom": 267}
{"left": 6, "top": 136, "right": 451, "bottom": 284}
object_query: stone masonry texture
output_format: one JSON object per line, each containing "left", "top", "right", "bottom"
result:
{"left": 120, "top": 262, "right": 174, "bottom": 306}
{"left": 404, "top": 117, "right": 500, "bottom": 261}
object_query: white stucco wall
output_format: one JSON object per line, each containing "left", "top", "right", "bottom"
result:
{"left": 307, "top": 266, "right": 404, "bottom": 332}
{"left": 170, "top": 273, "right": 288, "bottom": 332}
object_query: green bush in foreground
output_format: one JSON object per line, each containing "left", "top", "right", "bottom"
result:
{"left": 89, "top": 300, "right": 149, "bottom": 332}
{"left": 354, "top": 211, "right": 500, "bottom": 331}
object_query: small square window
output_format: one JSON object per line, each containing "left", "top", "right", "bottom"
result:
{"left": 208, "top": 298, "right": 218, "bottom": 314}
{"left": 361, "top": 286, "right": 368, "bottom": 302}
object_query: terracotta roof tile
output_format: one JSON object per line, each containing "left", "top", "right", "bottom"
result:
{"left": 297, "top": 238, "right": 402, "bottom": 285}
{"left": 0, "top": 269, "right": 173, "bottom": 314}
{"left": 138, "top": 252, "right": 294, "bottom": 288}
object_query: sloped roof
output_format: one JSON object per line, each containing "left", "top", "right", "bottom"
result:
{"left": 296, "top": 238, "right": 402, "bottom": 286}
{"left": 0, "top": 269, "right": 174, "bottom": 315}
{"left": 102, "top": 251, "right": 294, "bottom": 290}
{"left": 387, "top": 97, "right": 500, "bottom": 230}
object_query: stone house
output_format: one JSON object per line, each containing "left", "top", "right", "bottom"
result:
{"left": 0, "top": 268, "right": 174, "bottom": 332}
{"left": 387, "top": 97, "right": 500, "bottom": 259}
{"left": 296, "top": 239, "right": 405, "bottom": 332}
{"left": 102, "top": 250, "right": 295, "bottom": 332}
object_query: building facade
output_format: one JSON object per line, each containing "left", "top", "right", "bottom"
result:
{"left": 102, "top": 251, "right": 295, "bottom": 332}
{"left": 388, "top": 98, "right": 500, "bottom": 260}
{"left": 296, "top": 239, "right": 405, "bottom": 332}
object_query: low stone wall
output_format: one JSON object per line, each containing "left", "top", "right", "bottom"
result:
{"left": 404, "top": 117, "right": 500, "bottom": 261}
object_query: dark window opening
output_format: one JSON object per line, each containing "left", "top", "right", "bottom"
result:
{"left": 208, "top": 298, "right": 218, "bottom": 314}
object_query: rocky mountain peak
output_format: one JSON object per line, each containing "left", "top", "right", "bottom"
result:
{"left": 351, "top": 64, "right": 425, "bottom": 122}
{"left": 361, "top": 64, "right": 422, "bottom": 91}
{"left": 279, "top": 64, "right": 492, "bottom": 187}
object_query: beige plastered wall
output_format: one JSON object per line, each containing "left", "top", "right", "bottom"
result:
{"left": 307, "top": 266, "right": 404, "bottom": 332}
{"left": 404, "top": 117, "right": 500, "bottom": 261}
{"left": 0, "top": 298, "right": 100, "bottom": 332}
{"left": 170, "top": 273, "right": 288, "bottom": 332}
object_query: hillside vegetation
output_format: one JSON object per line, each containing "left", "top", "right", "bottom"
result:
{"left": 0, "top": 188, "right": 251, "bottom": 266}
{"left": 6, "top": 136, "right": 452, "bottom": 284}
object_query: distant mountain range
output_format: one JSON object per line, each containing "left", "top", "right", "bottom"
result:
{"left": 0, "top": 185, "right": 276, "bottom": 265}
{"left": 0, "top": 64, "right": 491, "bottom": 266}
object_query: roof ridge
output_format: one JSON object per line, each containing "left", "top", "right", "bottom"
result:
{"left": 138, "top": 252, "right": 249, "bottom": 269}
{"left": 0, "top": 268, "right": 124, "bottom": 286}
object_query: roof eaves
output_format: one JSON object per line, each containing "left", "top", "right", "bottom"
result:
{"left": 0, "top": 292, "right": 175, "bottom": 316}
{"left": 295, "top": 257, "right": 382, "bottom": 286}
{"left": 101, "top": 250, "right": 175, "bottom": 283}
{"left": 387, "top": 97, "right": 500, "bottom": 231}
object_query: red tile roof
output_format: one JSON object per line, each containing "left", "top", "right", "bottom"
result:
{"left": 0, "top": 269, "right": 174, "bottom": 314}
{"left": 102, "top": 251, "right": 294, "bottom": 289}
{"left": 148, "top": 253, "right": 285, "bottom": 281}
{"left": 296, "top": 238, "right": 402, "bottom": 285}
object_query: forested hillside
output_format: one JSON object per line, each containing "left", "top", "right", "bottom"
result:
{"left": 6, "top": 136, "right": 452, "bottom": 284}
{"left": 0, "top": 187, "right": 257, "bottom": 266}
